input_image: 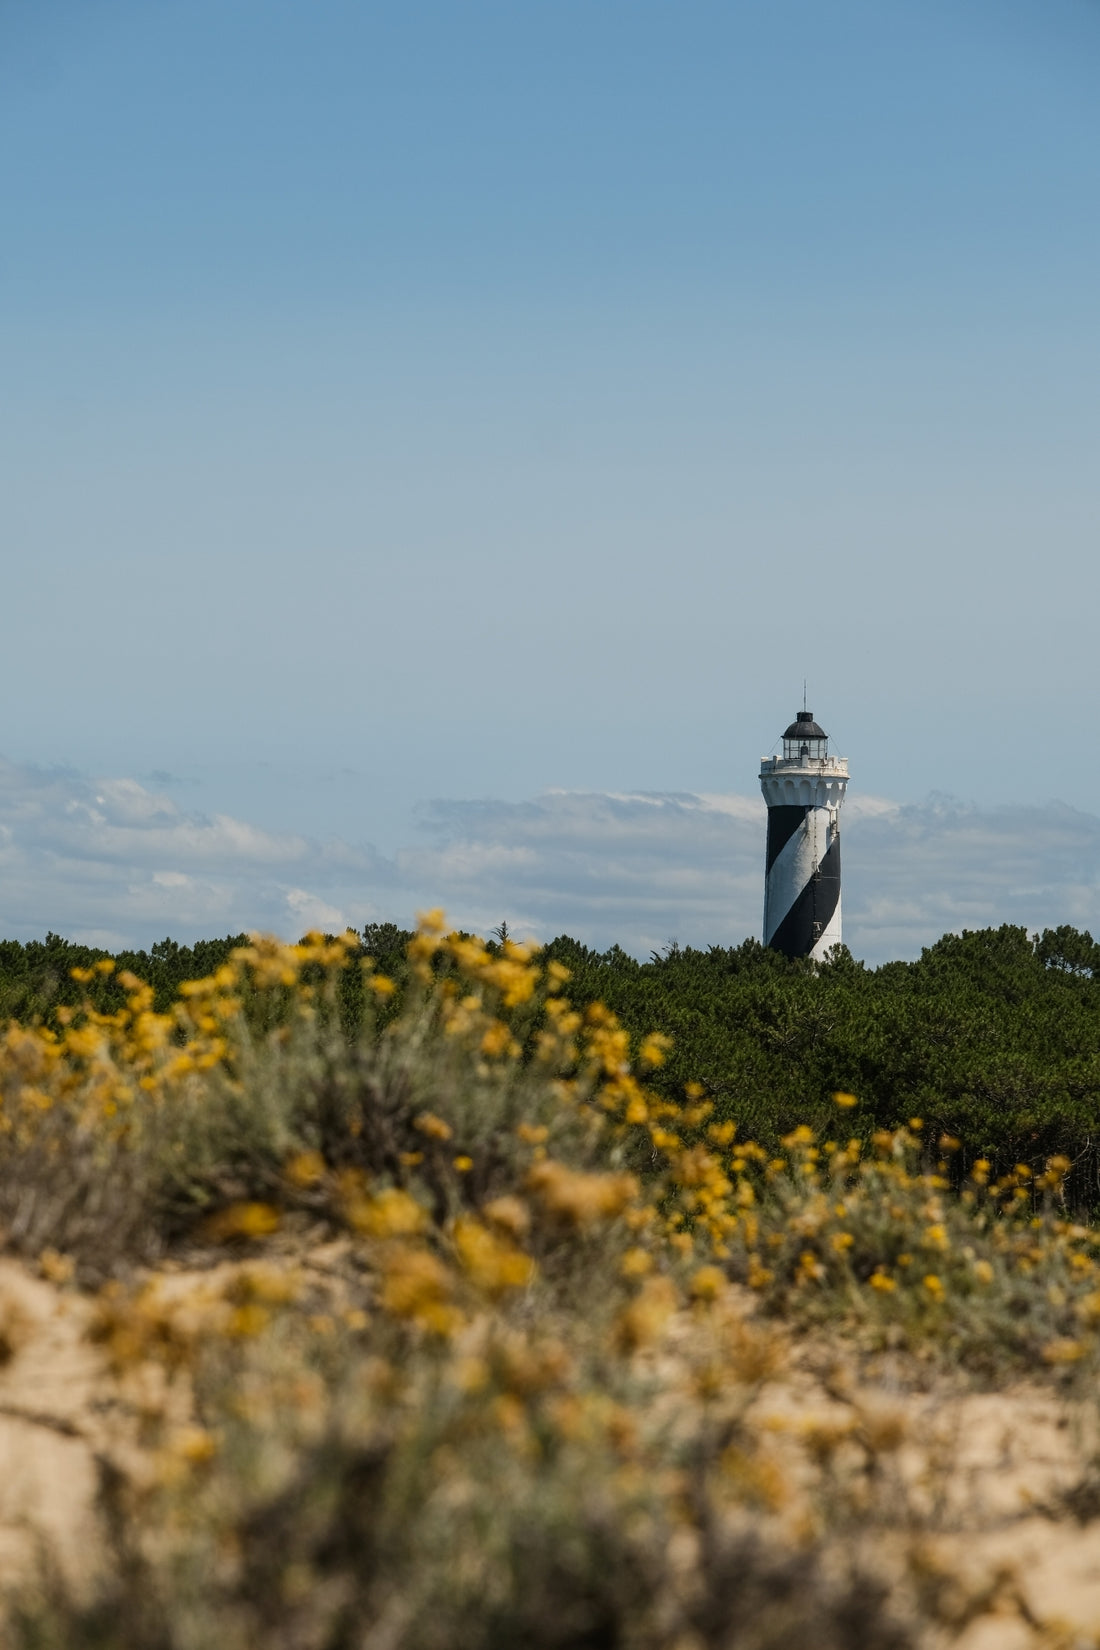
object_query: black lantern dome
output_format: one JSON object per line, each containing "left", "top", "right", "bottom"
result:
{"left": 781, "top": 709, "right": 828, "bottom": 762}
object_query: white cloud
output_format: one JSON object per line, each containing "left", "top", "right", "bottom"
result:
{"left": 284, "top": 888, "right": 353, "bottom": 933}
{"left": 843, "top": 797, "right": 1100, "bottom": 960}
{"left": 0, "top": 757, "right": 386, "bottom": 949}
{"left": 0, "top": 755, "right": 1097, "bottom": 965}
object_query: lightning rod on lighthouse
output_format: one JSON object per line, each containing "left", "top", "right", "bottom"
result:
{"left": 759, "top": 708, "right": 849, "bottom": 960}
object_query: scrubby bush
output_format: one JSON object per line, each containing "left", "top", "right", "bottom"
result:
{"left": 6, "top": 919, "right": 1100, "bottom": 1198}
{"left": 4, "top": 917, "right": 1100, "bottom": 1648}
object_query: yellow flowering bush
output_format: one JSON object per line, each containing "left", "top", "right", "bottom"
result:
{"left": 706, "top": 1118, "right": 1100, "bottom": 1374}
{"left": 5, "top": 914, "right": 1100, "bottom": 1649}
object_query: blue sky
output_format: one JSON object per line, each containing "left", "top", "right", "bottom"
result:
{"left": 2, "top": 1, "right": 1099, "bottom": 956}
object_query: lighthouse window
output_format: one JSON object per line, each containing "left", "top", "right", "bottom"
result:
{"left": 783, "top": 736, "right": 827, "bottom": 761}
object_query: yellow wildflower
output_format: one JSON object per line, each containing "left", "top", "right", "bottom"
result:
{"left": 202, "top": 1203, "right": 281, "bottom": 1242}
{"left": 526, "top": 1161, "right": 638, "bottom": 1227}
{"left": 747, "top": 1255, "right": 774, "bottom": 1289}
{"left": 39, "top": 1249, "right": 75, "bottom": 1285}
{"left": 690, "top": 1265, "right": 726, "bottom": 1300}
{"left": 378, "top": 1245, "right": 457, "bottom": 1333}
{"left": 1042, "top": 1338, "right": 1086, "bottom": 1365}
{"left": 171, "top": 1426, "right": 218, "bottom": 1464}
{"left": 1076, "top": 1291, "right": 1100, "bottom": 1322}
{"left": 228, "top": 1303, "right": 270, "bottom": 1337}
{"left": 615, "top": 1276, "right": 678, "bottom": 1351}
{"left": 285, "top": 1150, "right": 326, "bottom": 1188}
{"left": 346, "top": 1187, "right": 428, "bottom": 1239}
{"left": 481, "top": 1020, "right": 519, "bottom": 1058}
{"left": 781, "top": 1124, "right": 816, "bottom": 1148}
{"left": 482, "top": 1196, "right": 530, "bottom": 1239}
{"left": 414, "top": 1111, "right": 453, "bottom": 1142}
{"left": 619, "top": 1246, "right": 653, "bottom": 1279}
{"left": 452, "top": 1216, "right": 533, "bottom": 1295}
{"left": 638, "top": 1033, "right": 672, "bottom": 1069}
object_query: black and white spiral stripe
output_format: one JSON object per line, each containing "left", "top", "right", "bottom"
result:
{"left": 762, "top": 802, "right": 842, "bottom": 960}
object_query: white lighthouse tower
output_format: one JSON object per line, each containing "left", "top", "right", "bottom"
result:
{"left": 759, "top": 708, "right": 849, "bottom": 960}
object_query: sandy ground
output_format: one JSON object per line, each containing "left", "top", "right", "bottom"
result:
{"left": 2, "top": 1255, "right": 1100, "bottom": 1645}
{"left": 0, "top": 1260, "right": 104, "bottom": 1593}
{"left": 747, "top": 1350, "right": 1100, "bottom": 1647}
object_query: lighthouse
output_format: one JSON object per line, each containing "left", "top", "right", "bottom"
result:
{"left": 759, "top": 709, "right": 849, "bottom": 960}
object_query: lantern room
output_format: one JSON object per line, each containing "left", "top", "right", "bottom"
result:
{"left": 781, "top": 710, "right": 828, "bottom": 764}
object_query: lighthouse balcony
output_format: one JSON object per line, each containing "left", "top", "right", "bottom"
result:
{"left": 759, "top": 754, "right": 849, "bottom": 777}
{"left": 759, "top": 753, "right": 849, "bottom": 810}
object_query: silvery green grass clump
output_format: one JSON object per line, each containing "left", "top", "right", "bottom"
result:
{"left": 5, "top": 915, "right": 1100, "bottom": 1649}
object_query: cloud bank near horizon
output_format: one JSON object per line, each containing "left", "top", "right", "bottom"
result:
{"left": 0, "top": 757, "right": 388, "bottom": 951}
{"left": 1, "top": 756, "right": 1098, "bottom": 965}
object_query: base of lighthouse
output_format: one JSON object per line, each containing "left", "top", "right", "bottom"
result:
{"left": 763, "top": 804, "right": 842, "bottom": 960}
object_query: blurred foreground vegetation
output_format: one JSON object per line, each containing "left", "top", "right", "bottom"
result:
{"left": 3, "top": 918, "right": 1100, "bottom": 1646}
